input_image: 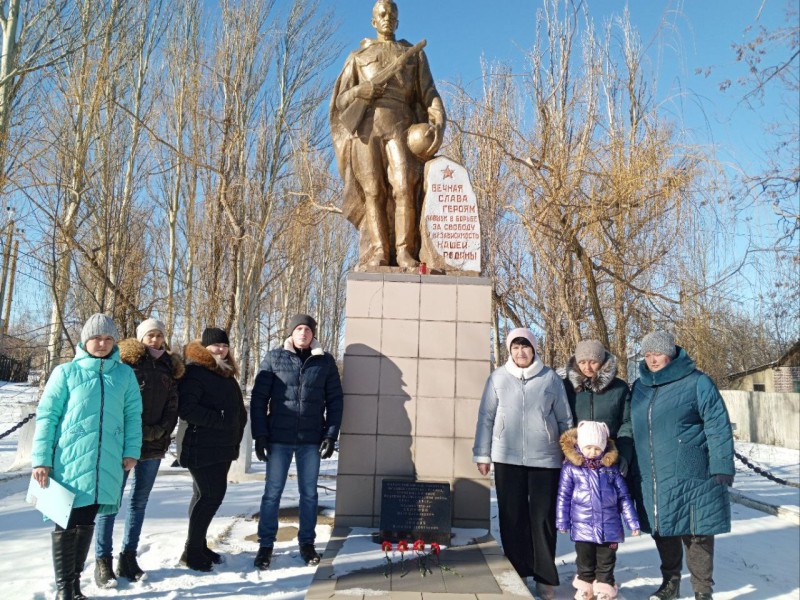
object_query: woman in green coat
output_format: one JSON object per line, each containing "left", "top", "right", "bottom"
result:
{"left": 31, "top": 314, "right": 142, "bottom": 600}
{"left": 562, "top": 340, "right": 633, "bottom": 475}
{"left": 630, "top": 331, "right": 734, "bottom": 600}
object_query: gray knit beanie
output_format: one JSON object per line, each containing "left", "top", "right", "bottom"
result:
{"left": 574, "top": 340, "right": 605, "bottom": 364}
{"left": 136, "top": 318, "right": 166, "bottom": 342}
{"left": 80, "top": 313, "right": 119, "bottom": 344}
{"left": 641, "top": 330, "right": 677, "bottom": 358}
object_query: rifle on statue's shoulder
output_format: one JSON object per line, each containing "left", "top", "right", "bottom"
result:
{"left": 339, "top": 39, "right": 427, "bottom": 134}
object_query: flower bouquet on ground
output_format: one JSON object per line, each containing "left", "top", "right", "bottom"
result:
{"left": 381, "top": 540, "right": 410, "bottom": 578}
{"left": 381, "top": 539, "right": 459, "bottom": 578}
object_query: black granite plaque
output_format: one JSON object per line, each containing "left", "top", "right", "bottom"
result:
{"left": 378, "top": 479, "right": 451, "bottom": 545}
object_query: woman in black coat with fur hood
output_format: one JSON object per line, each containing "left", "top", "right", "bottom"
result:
{"left": 178, "top": 328, "right": 247, "bottom": 571}
{"left": 561, "top": 340, "right": 633, "bottom": 476}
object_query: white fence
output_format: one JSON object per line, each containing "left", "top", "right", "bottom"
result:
{"left": 721, "top": 390, "right": 800, "bottom": 450}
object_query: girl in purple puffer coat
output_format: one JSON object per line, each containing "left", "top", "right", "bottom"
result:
{"left": 556, "top": 421, "right": 640, "bottom": 600}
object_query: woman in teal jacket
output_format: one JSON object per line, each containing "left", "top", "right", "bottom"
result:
{"left": 630, "top": 331, "right": 734, "bottom": 600}
{"left": 31, "top": 314, "right": 142, "bottom": 600}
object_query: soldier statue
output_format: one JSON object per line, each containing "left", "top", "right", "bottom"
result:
{"left": 330, "top": 0, "right": 446, "bottom": 268}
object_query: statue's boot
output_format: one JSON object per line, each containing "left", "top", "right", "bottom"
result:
{"left": 395, "top": 206, "right": 419, "bottom": 269}
{"left": 364, "top": 200, "right": 389, "bottom": 267}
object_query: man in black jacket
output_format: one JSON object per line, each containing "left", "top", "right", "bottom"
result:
{"left": 250, "top": 314, "right": 343, "bottom": 569}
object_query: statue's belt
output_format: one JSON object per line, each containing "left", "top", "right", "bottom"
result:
{"left": 370, "top": 91, "right": 412, "bottom": 108}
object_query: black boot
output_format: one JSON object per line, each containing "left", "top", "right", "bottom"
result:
{"left": 299, "top": 544, "right": 320, "bottom": 566}
{"left": 695, "top": 594, "right": 713, "bottom": 600}
{"left": 52, "top": 529, "right": 77, "bottom": 600}
{"left": 650, "top": 578, "right": 681, "bottom": 600}
{"left": 94, "top": 557, "right": 117, "bottom": 589}
{"left": 180, "top": 544, "right": 213, "bottom": 572}
{"left": 203, "top": 544, "right": 225, "bottom": 565}
{"left": 116, "top": 550, "right": 146, "bottom": 581}
{"left": 72, "top": 525, "right": 93, "bottom": 600}
{"left": 254, "top": 546, "right": 273, "bottom": 570}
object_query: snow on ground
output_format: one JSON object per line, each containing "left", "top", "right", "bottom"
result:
{"left": 1, "top": 382, "right": 799, "bottom": 599}
{"left": 732, "top": 441, "right": 800, "bottom": 510}
{"left": 0, "top": 381, "right": 39, "bottom": 473}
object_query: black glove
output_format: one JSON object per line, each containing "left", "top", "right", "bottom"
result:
{"left": 255, "top": 436, "right": 270, "bottom": 462}
{"left": 319, "top": 437, "right": 335, "bottom": 459}
{"left": 713, "top": 473, "right": 734, "bottom": 487}
{"left": 618, "top": 455, "right": 629, "bottom": 478}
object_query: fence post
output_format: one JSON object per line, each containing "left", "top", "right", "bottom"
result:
{"left": 229, "top": 401, "right": 252, "bottom": 482}
{"left": 7, "top": 401, "right": 37, "bottom": 472}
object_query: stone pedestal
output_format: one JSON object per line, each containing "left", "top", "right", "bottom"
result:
{"left": 335, "top": 272, "right": 492, "bottom": 530}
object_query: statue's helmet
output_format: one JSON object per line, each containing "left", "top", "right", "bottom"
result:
{"left": 406, "top": 123, "right": 440, "bottom": 160}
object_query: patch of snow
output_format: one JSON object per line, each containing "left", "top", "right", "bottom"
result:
{"left": 496, "top": 569, "right": 530, "bottom": 595}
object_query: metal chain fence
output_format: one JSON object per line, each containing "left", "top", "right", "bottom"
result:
{"left": 2, "top": 415, "right": 798, "bottom": 490}
{"left": 735, "top": 450, "right": 800, "bottom": 488}
{"left": 0, "top": 412, "right": 36, "bottom": 440}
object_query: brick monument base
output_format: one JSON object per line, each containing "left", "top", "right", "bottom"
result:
{"left": 335, "top": 272, "right": 493, "bottom": 531}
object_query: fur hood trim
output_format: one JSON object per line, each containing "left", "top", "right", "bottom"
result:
{"left": 184, "top": 340, "right": 239, "bottom": 378}
{"left": 118, "top": 337, "right": 185, "bottom": 379}
{"left": 560, "top": 427, "right": 618, "bottom": 467}
{"left": 282, "top": 337, "right": 325, "bottom": 356}
{"left": 564, "top": 351, "right": 617, "bottom": 393}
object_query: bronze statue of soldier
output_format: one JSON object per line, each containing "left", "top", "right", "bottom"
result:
{"left": 330, "top": 0, "right": 446, "bottom": 268}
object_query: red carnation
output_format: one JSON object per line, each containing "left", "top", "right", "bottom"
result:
{"left": 413, "top": 539, "right": 425, "bottom": 551}
{"left": 382, "top": 541, "right": 392, "bottom": 552}
{"left": 397, "top": 540, "right": 409, "bottom": 552}
{"left": 430, "top": 542, "right": 441, "bottom": 554}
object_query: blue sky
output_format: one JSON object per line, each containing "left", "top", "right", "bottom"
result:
{"left": 326, "top": 0, "right": 792, "bottom": 178}
{"left": 11, "top": 1, "right": 796, "bottom": 329}
{"left": 323, "top": 1, "right": 797, "bottom": 298}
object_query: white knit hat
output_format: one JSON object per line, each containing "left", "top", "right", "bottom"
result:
{"left": 137, "top": 318, "right": 166, "bottom": 342}
{"left": 577, "top": 420, "right": 609, "bottom": 452}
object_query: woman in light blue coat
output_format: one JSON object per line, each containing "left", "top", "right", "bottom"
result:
{"left": 31, "top": 314, "right": 142, "bottom": 600}
{"left": 473, "top": 328, "right": 573, "bottom": 599}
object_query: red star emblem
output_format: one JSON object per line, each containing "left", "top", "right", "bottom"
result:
{"left": 442, "top": 165, "right": 454, "bottom": 179}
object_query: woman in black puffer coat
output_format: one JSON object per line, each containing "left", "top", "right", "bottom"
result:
{"left": 178, "top": 328, "right": 247, "bottom": 571}
{"left": 561, "top": 340, "right": 633, "bottom": 476}
{"left": 94, "top": 318, "right": 183, "bottom": 586}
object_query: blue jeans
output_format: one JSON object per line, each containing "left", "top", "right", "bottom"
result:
{"left": 257, "top": 443, "right": 320, "bottom": 548}
{"left": 95, "top": 458, "right": 161, "bottom": 557}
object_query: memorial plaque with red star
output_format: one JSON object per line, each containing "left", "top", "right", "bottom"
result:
{"left": 419, "top": 156, "right": 481, "bottom": 273}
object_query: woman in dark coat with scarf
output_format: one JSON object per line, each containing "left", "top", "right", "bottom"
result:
{"left": 94, "top": 318, "right": 183, "bottom": 586}
{"left": 630, "top": 331, "right": 734, "bottom": 600}
{"left": 562, "top": 340, "right": 633, "bottom": 476}
{"left": 178, "top": 328, "right": 247, "bottom": 571}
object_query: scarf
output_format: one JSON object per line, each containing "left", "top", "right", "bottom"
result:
{"left": 147, "top": 346, "right": 166, "bottom": 359}
{"left": 504, "top": 355, "right": 544, "bottom": 380}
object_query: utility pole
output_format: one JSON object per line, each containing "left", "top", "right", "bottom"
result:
{"left": 0, "top": 207, "right": 15, "bottom": 354}
{"left": 3, "top": 237, "right": 19, "bottom": 334}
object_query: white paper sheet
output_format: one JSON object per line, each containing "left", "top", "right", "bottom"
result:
{"left": 26, "top": 476, "right": 75, "bottom": 528}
